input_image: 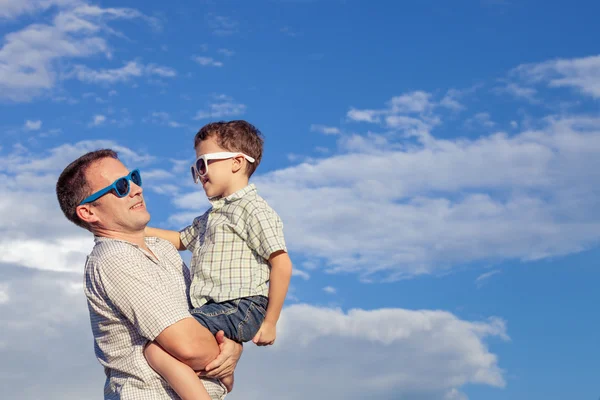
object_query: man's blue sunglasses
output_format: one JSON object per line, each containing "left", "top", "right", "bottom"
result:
{"left": 79, "top": 169, "right": 142, "bottom": 205}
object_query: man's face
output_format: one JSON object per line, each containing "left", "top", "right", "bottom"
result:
{"left": 84, "top": 157, "right": 150, "bottom": 234}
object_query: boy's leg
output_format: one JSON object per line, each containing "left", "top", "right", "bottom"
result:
{"left": 191, "top": 296, "right": 267, "bottom": 342}
{"left": 144, "top": 341, "right": 212, "bottom": 400}
{"left": 191, "top": 297, "right": 265, "bottom": 393}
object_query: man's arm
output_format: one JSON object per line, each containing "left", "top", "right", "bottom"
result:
{"left": 153, "top": 317, "right": 220, "bottom": 371}
{"left": 253, "top": 250, "right": 292, "bottom": 345}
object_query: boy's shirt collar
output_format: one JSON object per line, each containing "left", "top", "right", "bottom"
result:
{"left": 209, "top": 184, "right": 256, "bottom": 209}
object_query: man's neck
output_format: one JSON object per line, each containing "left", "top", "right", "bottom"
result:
{"left": 94, "top": 228, "right": 148, "bottom": 250}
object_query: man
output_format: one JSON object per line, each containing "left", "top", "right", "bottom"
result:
{"left": 56, "top": 149, "right": 242, "bottom": 399}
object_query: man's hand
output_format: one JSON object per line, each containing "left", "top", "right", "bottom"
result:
{"left": 252, "top": 320, "right": 276, "bottom": 346}
{"left": 201, "top": 331, "right": 243, "bottom": 379}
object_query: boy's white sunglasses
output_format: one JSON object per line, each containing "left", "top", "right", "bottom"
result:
{"left": 190, "top": 152, "right": 255, "bottom": 183}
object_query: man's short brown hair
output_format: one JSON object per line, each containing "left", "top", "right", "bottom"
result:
{"left": 56, "top": 149, "right": 118, "bottom": 230}
{"left": 194, "top": 120, "right": 264, "bottom": 177}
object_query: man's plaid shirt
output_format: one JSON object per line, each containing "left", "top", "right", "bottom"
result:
{"left": 84, "top": 236, "right": 226, "bottom": 399}
{"left": 180, "top": 184, "right": 287, "bottom": 308}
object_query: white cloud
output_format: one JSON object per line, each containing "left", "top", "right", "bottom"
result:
{"left": 145, "top": 64, "right": 177, "bottom": 77}
{"left": 347, "top": 108, "right": 380, "bottom": 123}
{"left": 440, "top": 89, "right": 466, "bottom": 111}
{"left": 240, "top": 115, "right": 600, "bottom": 281}
{"left": 90, "top": 114, "right": 106, "bottom": 126}
{"left": 192, "top": 56, "right": 224, "bottom": 67}
{"left": 292, "top": 268, "right": 310, "bottom": 280}
{"left": 389, "top": 91, "right": 433, "bottom": 114}
{"left": 498, "top": 83, "right": 538, "bottom": 103}
{"left": 24, "top": 120, "right": 42, "bottom": 131}
{"left": 0, "top": 0, "right": 77, "bottom": 19}
{"left": 0, "top": 274, "right": 508, "bottom": 400}
{"left": 147, "top": 111, "right": 185, "bottom": 129}
{"left": 475, "top": 270, "right": 501, "bottom": 288}
{"left": 323, "top": 286, "right": 336, "bottom": 294}
{"left": 0, "top": 1, "right": 156, "bottom": 101}
{"left": 218, "top": 48, "right": 235, "bottom": 57}
{"left": 231, "top": 304, "right": 507, "bottom": 400}
{"left": 466, "top": 112, "right": 495, "bottom": 129}
{"left": 207, "top": 14, "right": 238, "bottom": 36}
{"left": 0, "top": 283, "right": 9, "bottom": 304}
{"left": 194, "top": 101, "right": 246, "bottom": 119}
{"left": 310, "top": 124, "right": 341, "bottom": 135}
{"left": 513, "top": 54, "right": 600, "bottom": 98}
{"left": 71, "top": 61, "right": 176, "bottom": 83}
{"left": 347, "top": 90, "right": 444, "bottom": 133}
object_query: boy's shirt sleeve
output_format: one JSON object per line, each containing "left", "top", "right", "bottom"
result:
{"left": 244, "top": 206, "right": 287, "bottom": 260}
{"left": 180, "top": 212, "right": 208, "bottom": 253}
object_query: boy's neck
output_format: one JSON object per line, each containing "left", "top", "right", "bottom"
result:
{"left": 221, "top": 178, "right": 250, "bottom": 198}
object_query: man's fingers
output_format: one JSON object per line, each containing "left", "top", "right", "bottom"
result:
{"left": 252, "top": 331, "right": 261, "bottom": 344}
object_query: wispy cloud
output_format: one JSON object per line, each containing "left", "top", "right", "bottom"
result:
{"left": 310, "top": 124, "right": 341, "bottom": 135}
{"left": 476, "top": 270, "right": 501, "bottom": 288}
{"left": 513, "top": 54, "right": 600, "bottom": 98}
{"left": 70, "top": 61, "right": 177, "bottom": 83}
{"left": 192, "top": 56, "right": 223, "bottom": 67}
{"left": 89, "top": 114, "right": 106, "bottom": 126}
{"left": 194, "top": 98, "right": 246, "bottom": 119}
{"left": 207, "top": 14, "right": 238, "bottom": 36}
{"left": 496, "top": 82, "right": 538, "bottom": 103}
{"left": 218, "top": 48, "right": 235, "bottom": 57}
{"left": 146, "top": 111, "right": 185, "bottom": 128}
{"left": 0, "top": 0, "right": 78, "bottom": 20}
{"left": 24, "top": 120, "right": 42, "bottom": 131}
{"left": 0, "top": 1, "right": 157, "bottom": 101}
{"left": 465, "top": 112, "right": 496, "bottom": 129}
{"left": 323, "top": 286, "right": 336, "bottom": 294}
{"left": 292, "top": 268, "right": 310, "bottom": 280}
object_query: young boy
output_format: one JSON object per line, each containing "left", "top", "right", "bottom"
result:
{"left": 144, "top": 120, "right": 292, "bottom": 400}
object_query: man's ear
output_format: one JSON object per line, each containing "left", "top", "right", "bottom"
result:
{"left": 76, "top": 204, "right": 99, "bottom": 225}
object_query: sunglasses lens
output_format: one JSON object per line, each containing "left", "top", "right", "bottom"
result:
{"left": 190, "top": 166, "right": 197, "bottom": 183}
{"left": 114, "top": 177, "right": 129, "bottom": 197}
{"left": 131, "top": 170, "right": 142, "bottom": 187}
{"left": 196, "top": 158, "right": 207, "bottom": 176}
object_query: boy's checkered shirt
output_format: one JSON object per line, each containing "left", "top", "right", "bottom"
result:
{"left": 180, "top": 184, "right": 287, "bottom": 308}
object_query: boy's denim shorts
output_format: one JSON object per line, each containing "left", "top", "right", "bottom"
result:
{"left": 191, "top": 295, "right": 268, "bottom": 343}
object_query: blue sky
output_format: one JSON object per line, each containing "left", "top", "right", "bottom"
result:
{"left": 1, "top": 0, "right": 600, "bottom": 399}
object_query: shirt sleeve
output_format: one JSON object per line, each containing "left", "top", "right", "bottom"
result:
{"left": 244, "top": 206, "right": 287, "bottom": 260}
{"left": 180, "top": 212, "right": 208, "bottom": 252}
{"left": 93, "top": 254, "right": 192, "bottom": 341}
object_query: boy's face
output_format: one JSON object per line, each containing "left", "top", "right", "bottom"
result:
{"left": 195, "top": 136, "right": 239, "bottom": 198}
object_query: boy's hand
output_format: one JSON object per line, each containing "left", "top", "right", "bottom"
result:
{"left": 252, "top": 320, "right": 276, "bottom": 346}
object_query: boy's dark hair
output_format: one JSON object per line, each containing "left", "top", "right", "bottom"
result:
{"left": 56, "top": 149, "right": 118, "bottom": 230}
{"left": 194, "top": 120, "right": 264, "bottom": 177}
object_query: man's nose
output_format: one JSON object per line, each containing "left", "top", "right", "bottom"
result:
{"left": 129, "top": 180, "right": 143, "bottom": 196}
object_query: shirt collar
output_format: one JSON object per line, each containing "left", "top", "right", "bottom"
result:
{"left": 94, "top": 235, "right": 160, "bottom": 263}
{"left": 209, "top": 184, "right": 256, "bottom": 209}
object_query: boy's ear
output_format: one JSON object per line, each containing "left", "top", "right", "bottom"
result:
{"left": 76, "top": 204, "right": 99, "bottom": 225}
{"left": 231, "top": 155, "right": 245, "bottom": 173}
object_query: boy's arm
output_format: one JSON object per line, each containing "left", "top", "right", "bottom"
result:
{"left": 145, "top": 227, "right": 186, "bottom": 251}
{"left": 252, "top": 250, "right": 292, "bottom": 346}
